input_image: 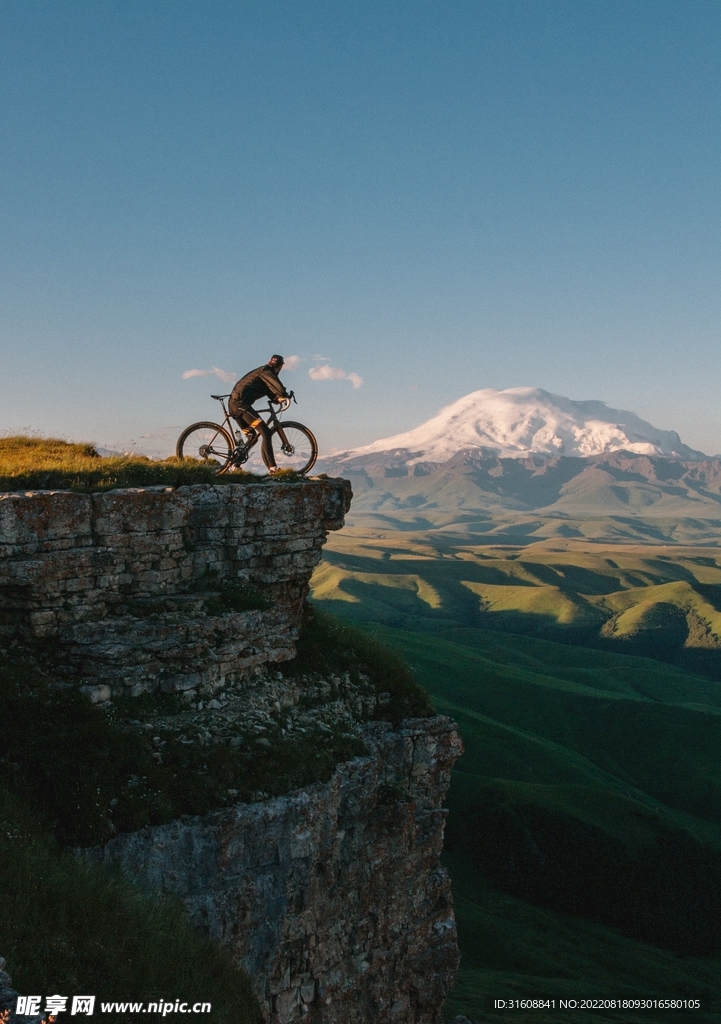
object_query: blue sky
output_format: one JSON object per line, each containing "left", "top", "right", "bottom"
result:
{"left": 1, "top": 0, "right": 719, "bottom": 456}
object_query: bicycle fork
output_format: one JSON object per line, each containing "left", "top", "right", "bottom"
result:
{"left": 273, "top": 425, "right": 295, "bottom": 453}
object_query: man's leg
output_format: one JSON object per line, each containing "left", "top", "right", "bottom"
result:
{"left": 236, "top": 408, "right": 276, "bottom": 470}
{"left": 256, "top": 421, "right": 276, "bottom": 470}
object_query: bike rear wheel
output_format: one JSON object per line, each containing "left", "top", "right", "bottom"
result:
{"left": 269, "top": 421, "right": 318, "bottom": 474}
{"left": 176, "top": 422, "right": 234, "bottom": 471}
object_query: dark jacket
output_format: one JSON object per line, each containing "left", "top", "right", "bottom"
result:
{"left": 229, "top": 364, "right": 289, "bottom": 414}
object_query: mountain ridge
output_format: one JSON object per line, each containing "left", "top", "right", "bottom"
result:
{"left": 317, "top": 448, "right": 721, "bottom": 527}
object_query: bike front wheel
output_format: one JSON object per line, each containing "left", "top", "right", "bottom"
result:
{"left": 269, "top": 422, "right": 318, "bottom": 474}
{"left": 176, "top": 422, "right": 234, "bottom": 471}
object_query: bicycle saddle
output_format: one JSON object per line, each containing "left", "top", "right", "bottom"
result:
{"left": 210, "top": 394, "right": 231, "bottom": 400}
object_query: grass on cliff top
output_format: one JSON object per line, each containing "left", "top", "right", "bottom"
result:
{"left": 0, "top": 435, "right": 268, "bottom": 491}
{"left": 0, "top": 785, "right": 263, "bottom": 1024}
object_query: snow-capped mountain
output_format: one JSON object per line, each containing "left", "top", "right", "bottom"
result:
{"left": 335, "top": 388, "right": 705, "bottom": 463}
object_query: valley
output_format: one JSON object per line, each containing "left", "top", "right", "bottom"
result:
{"left": 310, "top": 520, "right": 721, "bottom": 1020}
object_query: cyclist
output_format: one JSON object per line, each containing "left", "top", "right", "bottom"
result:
{"left": 228, "top": 355, "right": 290, "bottom": 472}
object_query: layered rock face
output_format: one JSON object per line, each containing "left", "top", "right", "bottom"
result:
{"left": 84, "top": 717, "right": 462, "bottom": 1024}
{"left": 2, "top": 479, "right": 461, "bottom": 1023}
{"left": 0, "top": 480, "right": 350, "bottom": 697}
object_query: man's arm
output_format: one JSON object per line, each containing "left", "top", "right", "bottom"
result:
{"left": 260, "top": 366, "right": 290, "bottom": 401}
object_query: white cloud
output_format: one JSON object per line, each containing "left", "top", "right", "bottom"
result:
{"left": 308, "top": 364, "right": 364, "bottom": 389}
{"left": 182, "top": 366, "right": 236, "bottom": 383}
{"left": 283, "top": 355, "right": 302, "bottom": 371}
{"left": 309, "top": 365, "right": 346, "bottom": 382}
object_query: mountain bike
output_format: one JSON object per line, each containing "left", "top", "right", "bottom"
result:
{"left": 176, "top": 392, "right": 318, "bottom": 475}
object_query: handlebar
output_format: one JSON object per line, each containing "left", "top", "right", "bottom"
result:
{"left": 274, "top": 391, "right": 296, "bottom": 412}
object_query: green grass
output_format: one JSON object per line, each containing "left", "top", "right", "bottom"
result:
{"left": 312, "top": 533, "right": 721, "bottom": 676}
{"left": 0, "top": 435, "right": 265, "bottom": 491}
{"left": 365, "top": 624, "right": 721, "bottom": 842}
{"left": 0, "top": 786, "right": 263, "bottom": 1023}
{"left": 369, "top": 624, "right": 721, "bottom": 837}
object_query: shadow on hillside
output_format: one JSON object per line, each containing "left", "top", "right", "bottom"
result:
{"left": 317, "top": 552, "right": 721, "bottom": 681}
{"left": 447, "top": 787, "right": 721, "bottom": 956}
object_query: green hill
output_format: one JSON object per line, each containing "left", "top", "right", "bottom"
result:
{"left": 318, "top": 616, "right": 721, "bottom": 1019}
{"left": 370, "top": 625, "right": 721, "bottom": 840}
{"left": 313, "top": 531, "right": 721, "bottom": 677}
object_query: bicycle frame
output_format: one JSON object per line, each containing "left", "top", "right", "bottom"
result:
{"left": 211, "top": 394, "right": 295, "bottom": 460}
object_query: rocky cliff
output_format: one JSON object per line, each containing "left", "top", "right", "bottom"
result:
{"left": 84, "top": 717, "right": 462, "bottom": 1024}
{"left": 1, "top": 479, "right": 461, "bottom": 1023}
{"left": 0, "top": 479, "right": 350, "bottom": 698}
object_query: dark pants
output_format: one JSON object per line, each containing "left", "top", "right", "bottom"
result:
{"left": 234, "top": 407, "right": 275, "bottom": 469}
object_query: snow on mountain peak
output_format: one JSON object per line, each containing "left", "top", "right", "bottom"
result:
{"left": 338, "top": 387, "right": 704, "bottom": 463}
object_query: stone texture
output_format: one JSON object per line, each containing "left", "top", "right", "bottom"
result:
{"left": 63, "top": 605, "right": 298, "bottom": 698}
{"left": 0, "top": 480, "right": 351, "bottom": 695}
{"left": 82, "top": 717, "right": 463, "bottom": 1024}
{"left": 131, "top": 666, "right": 379, "bottom": 764}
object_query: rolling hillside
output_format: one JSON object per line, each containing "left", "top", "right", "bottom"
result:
{"left": 310, "top": 531, "right": 721, "bottom": 1019}
{"left": 313, "top": 530, "right": 721, "bottom": 676}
